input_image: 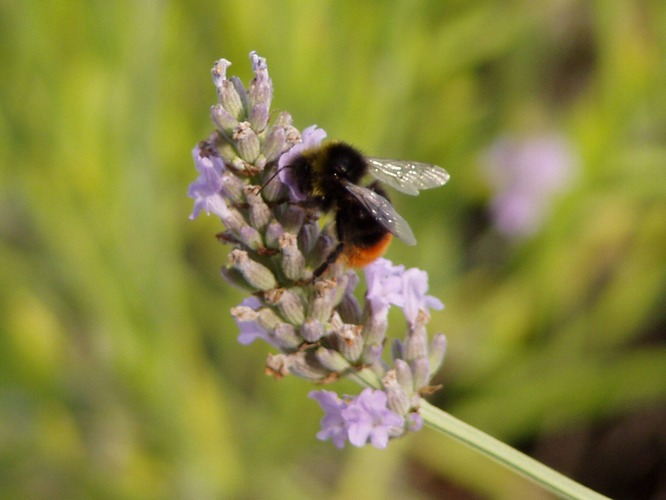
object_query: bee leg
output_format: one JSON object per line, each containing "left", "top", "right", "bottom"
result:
{"left": 313, "top": 242, "right": 344, "bottom": 278}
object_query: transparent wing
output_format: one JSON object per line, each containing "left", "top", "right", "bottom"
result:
{"left": 343, "top": 182, "right": 416, "bottom": 246}
{"left": 366, "top": 158, "right": 450, "bottom": 195}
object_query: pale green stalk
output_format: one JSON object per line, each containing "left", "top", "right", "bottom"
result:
{"left": 419, "top": 401, "right": 609, "bottom": 500}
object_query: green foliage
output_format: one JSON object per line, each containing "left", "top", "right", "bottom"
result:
{"left": 1, "top": 0, "right": 664, "bottom": 497}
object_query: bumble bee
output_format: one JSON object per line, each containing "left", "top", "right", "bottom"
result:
{"left": 284, "top": 142, "right": 449, "bottom": 277}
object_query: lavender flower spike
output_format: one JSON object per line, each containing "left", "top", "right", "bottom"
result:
{"left": 189, "top": 52, "right": 447, "bottom": 449}
{"left": 189, "top": 51, "right": 609, "bottom": 500}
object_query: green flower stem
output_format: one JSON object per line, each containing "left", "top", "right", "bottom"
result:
{"left": 419, "top": 401, "right": 609, "bottom": 500}
{"left": 350, "top": 367, "right": 382, "bottom": 389}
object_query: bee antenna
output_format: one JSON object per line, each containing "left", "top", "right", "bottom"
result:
{"left": 258, "top": 165, "right": 288, "bottom": 194}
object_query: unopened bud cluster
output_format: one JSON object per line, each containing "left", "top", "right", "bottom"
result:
{"left": 189, "top": 52, "right": 447, "bottom": 449}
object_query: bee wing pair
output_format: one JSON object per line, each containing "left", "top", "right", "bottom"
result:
{"left": 367, "top": 158, "right": 451, "bottom": 196}
{"left": 343, "top": 159, "right": 450, "bottom": 246}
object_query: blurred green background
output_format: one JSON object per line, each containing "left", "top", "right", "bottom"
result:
{"left": 1, "top": 1, "right": 665, "bottom": 498}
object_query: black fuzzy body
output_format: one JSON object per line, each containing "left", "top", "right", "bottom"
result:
{"left": 286, "top": 142, "right": 393, "bottom": 275}
{"left": 290, "top": 143, "right": 367, "bottom": 209}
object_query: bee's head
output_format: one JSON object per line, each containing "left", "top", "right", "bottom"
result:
{"left": 324, "top": 142, "right": 368, "bottom": 183}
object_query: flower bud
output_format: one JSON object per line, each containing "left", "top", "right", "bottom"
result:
{"left": 211, "top": 58, "right": 231, "bottom": 87}
{"left": 229, "top": 249, "right": 277, "bottom": 291}
{"left": 238, "top": 225, "right": 263, "bottom": 250}
{"left": 219, "top": 171, "right": 246, "bottom": 205}
{"left": 211, "top": 59, "right": 245, "bottom": 121}
{"left": 283, "top": 123, "right": 301, "bottom": 147}
{"left": 265, "top": 288, "right": 305, "bottom": 325}
{"left": 281, "top": 205, "right": 305, "bottom": 234}
{"left": 273, "top": 111, "right": 293, "bottom": 128}
{"left": 391, "top": 338, "right": 404, "bottom": 362}
{"left": 262, "top": 126, "right": 287, "bottom": 164}
{"left": 264, "top": 219, "right": 284, "bottom": 249}
{"left": 383, "top": 370, "right": 411, "bottom": 416}
{"left": 215, "top": 141, "right": 241, "bottom": 164}
{"left": 280, "top": 233, "right": 306, "bottom": 281}
{"left": 273, "top": 323, "right": 301, "bottom": 350}
{"left": 411, "top": 357, "right": 431, "bottom": 390}
{"left": 308, "top": 230, "right": 336, "bottom": 270}
{"left": 233, "top": 122, "right": 260, "bottom": 163}
{"left": 219, "top": 206, "right": 246, "bottom": 236}
{"left": 265, "top": 353, "right": 290, "bottom": 379}
{"left": 256, "top": 307, "right": 281, "bottom": 330}
{"left": 308, "top": 279, "right": 337, "bottom": 323}
{"left": 245, "top": 186, "right": 272, "bottom": 231}
{"left": 334, "top": 324, "right": 363, "bottom": 363}
{"left": 403, "top": 324, "right": 428, "bottom": 362}
{"left": 428, "top": 334, "right": 447, "bottom": 375}
{"left": 297, "top": 221, "right": 320, "bottom": 256}
{"left": 394, "top": 359, "right": 414, "bottom": 392}
{"left": 220, "top": 266, "right": 257, "bottom": 292}
{"left": 287, "top": 351, "right": 331, "bottom": 381}
{"left": 259, "top": 167, "right": 286, "bottom": 202}
{"left": 253, "top": 154, "right": 267, "bottom": 170}
{"left": 230, "top": 304, "right": 259, "bottom": 323}
{"left": 220, "top": 82, "right": 245, "bottom": 121}
{"left": 229, "top": 76, "right": 249, "bottom": 113}
{"left": 316, "top": 347, "right": 351, "bottom": 373}
{"left": 249, "top": 105, "right": 269, "bottom": 135}
{"left": 363, "top": 312, "right": 388, "bottom": 348}
{"left": 336, "top": 292, "right": 362, "bottom": 325}
{"left": 361, "top": 343, "right": 383, "bottom": 365}
{"left": 211, "top": 104, "right": 240, "bottom": 135}
{"left": 248, "top": 51, "right": 272, "bottom": 132}
{"left": 300, "top": 318, "right": 325, "bottom": 343}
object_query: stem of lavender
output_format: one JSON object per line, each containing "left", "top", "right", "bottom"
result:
{"left": 419, "top": 401, "right": 610, "bottom": 500}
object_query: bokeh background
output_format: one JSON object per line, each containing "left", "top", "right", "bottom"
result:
{"left": 1, "top": 1, "right": 665, "bottom": 498}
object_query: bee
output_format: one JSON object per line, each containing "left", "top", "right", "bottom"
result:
{"left": 282, "top": 142, "right": 450, "bottom": 277}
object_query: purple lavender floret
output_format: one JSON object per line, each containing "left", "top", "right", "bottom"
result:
{"left": 308, "top": 390, "right": 349, "bottom": 449}
{"left": 233, "top": 297, "right": 278, "bottom": 347}
{"left": 188, "top": 144, "right": 228, "bottom": 220}
{"left": 366, "top": 259, "right": 443, "bottom": 324}
{"left": 309, "top": 389, "right": 405, "bottom": 449}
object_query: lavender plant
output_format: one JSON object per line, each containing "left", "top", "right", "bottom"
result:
{"left": 189, "top": 51, "right": 446, "bottom": 449}
{"left": 189, "top": 52, "right": 608, "bottom": 499}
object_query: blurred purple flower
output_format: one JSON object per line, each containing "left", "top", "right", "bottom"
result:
{"left": 483, "top": 134, "right": 577, "bottom": 237}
